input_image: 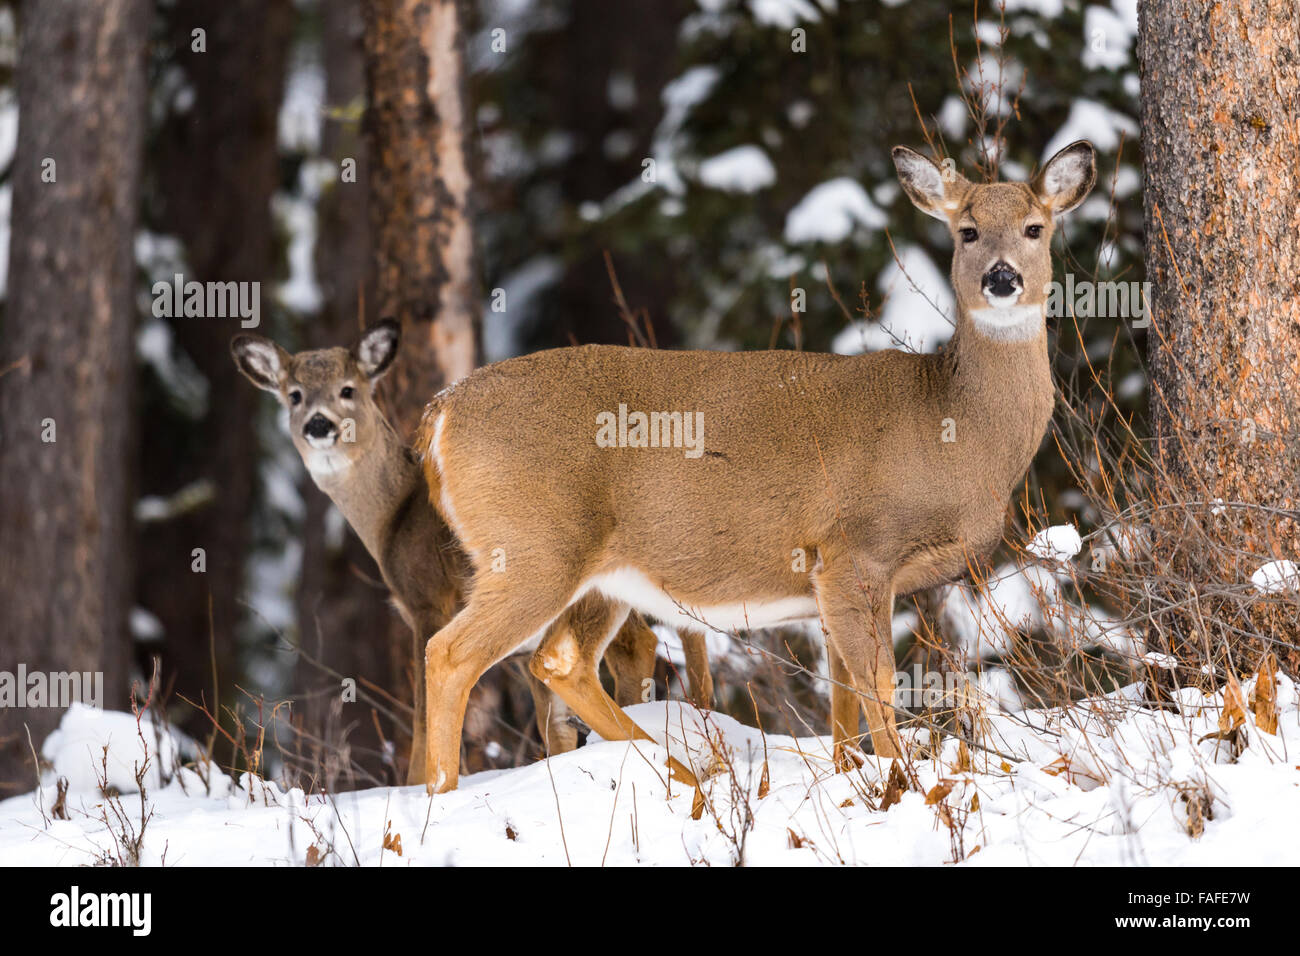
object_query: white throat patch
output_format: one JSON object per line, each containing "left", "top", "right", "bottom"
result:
{"left": 304, "top": 447, "right": 353, "bottom": 481}
{"left": 968, "top": 302, "right": 1044, "bottom": 343}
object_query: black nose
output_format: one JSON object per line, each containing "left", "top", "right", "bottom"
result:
{"left": 303, "top": 413, "right": 334, "bottom": 439}
{"left": 982, "top": 262, "right": 1022, "bottom": 298}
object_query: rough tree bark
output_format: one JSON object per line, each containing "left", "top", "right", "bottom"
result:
{"left": 0, "top": 0, "right": 152, "bottom": 790}
{"left": 362, "top": 0, "right": 479, "bottom": 436}
{"left": 361, "top": 0, "right": 481, "bottom": 774}
{"left": 1138, "top": 0, "right": 1300, "bottom": 665}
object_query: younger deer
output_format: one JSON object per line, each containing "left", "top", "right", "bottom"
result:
{"left": 230, "top": 323, "right": 702, "bottom": 779}
{"left": 412, "top": 141, "right": 1096, "bottom": 794}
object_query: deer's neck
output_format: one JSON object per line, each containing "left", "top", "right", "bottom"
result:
{"left": 308, "top": 417, "right": 421, "bottom": 564}
{"left": 945, "top": 300, "right": 1055, "bottom": 474}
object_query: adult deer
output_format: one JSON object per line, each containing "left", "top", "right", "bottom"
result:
{"left": 414, "top": 141, "right": 1096, "bottom": 794}
{"left": 230, "top": 323, "right": 711, "bottom": 780}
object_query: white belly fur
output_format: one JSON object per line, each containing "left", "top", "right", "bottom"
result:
{"left": 583, "top": 567, "right": 819, "bottom": 632}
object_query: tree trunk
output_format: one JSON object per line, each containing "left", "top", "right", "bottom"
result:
{"left": 141, "top": 0, "right": 293, "bottom": 742}
{"left": 361, "top": 0, "right": 479, "bottom": 436}
{"left": 361, "top": 0, "right": 480, "bottom": 772}
{"left": 1138, "top": 0, "right": 1300, "bottom": 666}
{"left": 0, "top": 0, "right": 151, "bottom": 790}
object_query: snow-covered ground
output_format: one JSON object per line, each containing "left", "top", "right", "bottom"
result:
{"left": 3, "top": 668, "right": 1297, "bottom": 866}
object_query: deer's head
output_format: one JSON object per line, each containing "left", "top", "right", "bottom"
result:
{"left": 231, "top": 320, "right": 400, "bottom": 477}
{"left": 892, "top": 141, "right": 1096, "bottom": 340}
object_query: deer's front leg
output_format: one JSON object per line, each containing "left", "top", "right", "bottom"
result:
{"left": 423, "top": 639, "right": 474, "bottom": 795}
{"left": 814, "top": 557, "right": 903, "bottom": 762}
{"left": 424, "top": 580, "right": 576, "bottom": 794}
{"left": 829, "top": 646, "right": 864, "bottom": 771}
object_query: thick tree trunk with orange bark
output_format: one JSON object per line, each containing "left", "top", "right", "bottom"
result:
{"left": 361, "top": 0, "right": 479, "bottom": 435}
{"left": 361, "top": 0, "right": 485, "bottom": 776}
{"left": 1138, "top": 0, "right": 1300, "bottom": 666}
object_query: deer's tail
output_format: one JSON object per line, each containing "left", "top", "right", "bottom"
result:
{"left": 413, "top": 398, "right": 448, "bottom": 518}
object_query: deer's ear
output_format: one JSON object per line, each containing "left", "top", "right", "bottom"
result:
{"left": 893, "top": 146, "right": 966, "bottom": 221}
{"left": 353, "top": 318, "right": 400, "bottom": 381}
{"left": 231, "top": 334, "right": 289, "bottom": 394}
{"left": 1035, "top": 140, "right": 1096, "bottom": 216}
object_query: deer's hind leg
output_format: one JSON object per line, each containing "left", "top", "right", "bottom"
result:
{"left": 606, "top": 617, "right": 715, "bottom": 711}
{"left": 527, "top": 672, "right": 579, "bottom": 755}
{"left": 408, "top": 626, "right": 428, "bottom": 784}
{"left": 531, "top": 595, "right": 704, "bottom": 812}
{"left": 604, "top": 612, "right": 659, "bottom": 707}
{"left": 408, "top": 612, "right": 445, "bottom": 786}
{"left": 534, "top": 608, "right": 660, "bottom": 753}
{"left": 681, "top": 628, "right": 714, "bottom": 709}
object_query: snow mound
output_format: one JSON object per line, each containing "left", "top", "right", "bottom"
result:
{"left": 1251, "top": 560, "right": 1300, "bottom": 595}
{"left": 1042, "top": 98, "right": 1138, "bottom": 161}
{"left": 1082, "top": 4, "right": 1133, "bottom": 71}
{"left": 784, "top": 177, "right": 887, "bottom": 244}
{"left": 40, "top": 704, "right": 190, "bottom": 794}
{"left": 697, "top": 144, "right": 776, "bottom": 193}
{"left": 832, "top": 245, "right": 954, "bottom": 355}
{"left": 940, "top": 559, "right": 1140, "bottom": 664}
{"left": 749, "top": 0, "right": 823, "bottom": 29}
{"left": 6, "top": 679, "right": 1298, "bottom": 866}
{"left": 1028, "top": 524, "right": 1083, "bottom": 561}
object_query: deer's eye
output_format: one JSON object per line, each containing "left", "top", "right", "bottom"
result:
{"left": 289, "top": 390, "right": 302, "bottom": 406}
{"left": 340, "top": 386, "right": 355, "bottom": 400}
{"left": 1025, "top": 224, "right": 1044, "bottom": 239}
{"left": 959, "top": 227, "right": 979, "bottom": 244}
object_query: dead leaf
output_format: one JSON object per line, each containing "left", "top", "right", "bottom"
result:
{"left": 925, "top": 779, "right": 956, "bottom": 805}
{"left": 954, "top": 740, "right": 971, "bottom": 773}
{"left": 51, "top": 776, "right": 69, "bottom": 821}
{"left": 505, "top": 823, "right": 518, "bottom": 841}
{"left": 1176, "top": 782, "right": 1214, "bottom": 839}
{"left": 787, "top": 828, "right": 806, "bottom": 850}
{"left": 382, "top": 820, "right": 403, "bottom": 857}
{"left": 757, "top": 759, "right": 770, "bottom": 799}
{"left": 1219, "top": 672, "right": 1247, "bottom": 733}
{"left": 1043, "top": 756, "right": 1071, "bottom": 777}
{"left": 839, "top": 797, "right": 854, "bottom": 808}
{"left": 305, "top": 845, "right": 322, "bottom": 867}
{"left": 1251, "top": 653, "right": 1278, "bottom": 735}
{"left": 880, "top": 759, "right": 909, "bottom": 811}
{"left": 969, "top": 793, "right": 980, "bottom": 812}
